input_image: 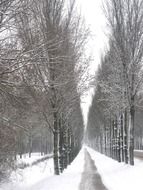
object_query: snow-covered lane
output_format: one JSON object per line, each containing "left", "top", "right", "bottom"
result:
{"left": 79, "top": 149, "right": 108, "bottom": 190}
{"left": 87, "top": 146, "right": 143, "bottom": 190}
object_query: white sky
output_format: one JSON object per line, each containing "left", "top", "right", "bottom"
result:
{"left": 78, "top": 0, "right": 109, "bottom": 126}
{"left": 78, "top": 0, "right": 108, "bottom": 66}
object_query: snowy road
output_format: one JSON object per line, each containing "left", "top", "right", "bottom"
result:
{"left": 134, "top": 150, "right": 143, "bottom": 160}
{"left": 79, "top": 149, "right": 108, "bottom": 190}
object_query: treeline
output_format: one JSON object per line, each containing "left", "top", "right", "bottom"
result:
{"left": 86, "top": 0, "right": 143, "bottom": 165}
{"left": 0, "top": 0, "right": 88, "bottom": 179}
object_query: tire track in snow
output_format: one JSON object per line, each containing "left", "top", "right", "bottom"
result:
{"left": 79, "top": 149, "right": 108, "bottom": 190}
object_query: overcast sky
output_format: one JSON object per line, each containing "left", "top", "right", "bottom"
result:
{"left": 78, "top": 0, "right": 108, "bottom": 126}
{"left": 78, "top": 0, "right": 108, "bottom": 70}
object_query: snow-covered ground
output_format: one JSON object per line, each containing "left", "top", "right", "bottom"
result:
{"left": 0, "top": 147, "right": 143, "bottom": 190}
{"left": 0, "top": 149, "right": 85, "bottom": 190}
{"left": 17, "top": 152, "right": 53, "bottom": 168}
{"left": 0, "top": 155, "right": 54, "bottom": 190}
{"left": 87, "top": 147, "right": 143, "bottom": 190}
{"left": 27, "top": 149, "right": 85, "bottom": 190}
{"left": 17, "top": 153, "right": 48, "bottom": 165}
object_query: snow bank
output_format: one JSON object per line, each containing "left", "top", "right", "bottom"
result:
{"left": 0, "top": 149, "right": 85, "bottom": 190}
{"left": 0, "top": 156, "right": 54, "bottom": 190}
{"left": 17, "top": 153, "right": 52, "bottom": 167}
{"left": 17, "top": 153, "right": 45, "bottom": 165}
{"left": 26, "top": 148, "right": 85, "bottom": 190}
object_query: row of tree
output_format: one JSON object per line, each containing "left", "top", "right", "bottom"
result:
{"left": 86, "top": 0, "right": 143, "bottom": 165}
{"left": 0, "top": 0, "right": 89, "bottom": 179}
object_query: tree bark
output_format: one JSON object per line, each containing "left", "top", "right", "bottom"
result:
{"left": 115, "top": 118, "right": 118, "bottom": 161}
{"left": 53, "top": 112, "right": 60, "bottom": 175}
{"left": 120, "top": 113, "right": 124, "bottom": 162}
{"left": 129, "top": 105, "right": 135, "bottom": 165}
{"left": 117, "top": 126, "right": 121, "bottom": 162}
{"left": 29, "top": 135, "right": 32, "bottom": 158}
{"left": 124, "top": 109, "right": 128, "bottom": 164}
{"left": 67, "top": 128, "right": 71, "bottom": 165}
{"left": 59, "top": 119, "right": 64, "bottom": 173}
{"left": 109, "top": 117, "right": 112, "bottom": 158}
{"left": 104, "top": 124, "right": 107, "bottom": 155}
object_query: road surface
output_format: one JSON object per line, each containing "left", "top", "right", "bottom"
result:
{"left": 134, "top": 150, "right": 143, "bottom": 160}
{"left": 79, "top": 149, "right": 108, "bottom": 190}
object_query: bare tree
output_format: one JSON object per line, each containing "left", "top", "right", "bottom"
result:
{"left": 102, "top": 0, "right": 143, "bottom": 165}
{"left": 14, "top": 0, "right": 88, "bottom": 175}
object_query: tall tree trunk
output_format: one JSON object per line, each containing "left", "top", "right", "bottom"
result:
{"left": 120, "top": 113, "right": 124, "bottom": 162}
{"left": 40, "top": 133, "right": 43, "bottom": 156}
{"left": 114, "top": 118, "right": 118, "bottom": 160}
{"left": 59, "top": 119, "right": 64, "bottom": 173}
{"left": 63, "top": 128, "right": 68, "bottom": 169}
{"left": 129, "top": 105, "right": 135, "bottom": 165}
{"left": 100, "top": 130, "right": 103, "bottom": 154}
{"left": 112, "top": 120, "right": 115, "bottom": 159}
{"left": 104, "top": 124, "right": 107, "bottom": 155}
{"left": 117, "top": 126, "right": 121, "bottom": 162}
{"left": 69, "top": 133, "right": 74, "bottom": 163}
{"left": 44, "top": 137, "right": 48, "bottom": 155}
{"left": 124, "top": 109, "right": 128, "bottom": 164}
{"left": 53, "top": 111, "right": 60, "bottom": 175}
{"left": 29, "top": 134, "right": 33, "bottom": 158}
{"left": 109, "top": 117, "right": 112, "bottom": 158}
{"left": 67, "top": 128, "right": 71, "bottom": 165}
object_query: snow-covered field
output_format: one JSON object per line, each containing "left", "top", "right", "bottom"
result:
{"left": 0, "top": 147, "right": 143, "bottom": 190}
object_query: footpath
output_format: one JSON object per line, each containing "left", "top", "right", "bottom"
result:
{"left": 79, "top": 149, "right": 108, "bottom": 190}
